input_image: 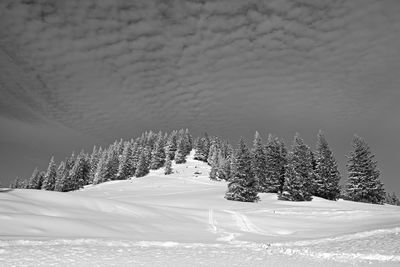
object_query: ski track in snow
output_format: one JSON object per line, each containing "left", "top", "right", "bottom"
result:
{"left": 223, "top": 209, "right": 271, "bottom": 236}
{"left": 207, "top": 208, "right": 240, "bottom": 242}
{"left": 208, "top": 208, "right": 217, "bottom": 234}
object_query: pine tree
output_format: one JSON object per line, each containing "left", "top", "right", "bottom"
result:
{"left": 164, "top": 155, "right": 173, "bottom": 175}
{"left": 280, "top": 133, "right": 313, "bottom": 201}
{"left": 150, "top": 133, "right": 166, "bottom": 169}
{"left": 118, "top": 141, "right": 135, "bottom": 179}
{"left": 55, "top": 153, "right": 76, "bottom": 191}
{"left": 93, "top": 151, "right": 107, "bottom": 185}
{"left": 217, "top": 151, "right": 231, "bottom": 181}
{"left": 345, "top": 135, "right": 385, "bottom": 204}
{"left": 175, "top": 136, "right": 188, "bottom": 164}
{"left": 194, "top": 133, "right": 210, "bottom": 162}
{"left": 104, "top": 144, "right": 119, "bottom": 181}
{"left": 225, "top": 138, "right": 259, "bottom": 202}
{"left": 209, "top": 146, "right": 219, "bottom": 180}
{"left": 193, "top": 138, "right": 205, "bottom": 161}
{"left": 184, "top": 128, "right": 193, "bottom": 154}
{"left": 165, "top": 131, "right": 178, "bottom": 160}
{"left": 88, "top": 146, "right": 100, "bottom": 184}
{"left": 385, "top": 192, "right": 400, "bottom": 206}
{"left": 54, "top": 161, "right": 66, "bottom": 191}
{"left": 10, "top": 177, "right": 22, "bottom": 189}
{"left": 313, "top": 131, "right": 341, "bottom": 200}
{"left": 135, "top": 149, "right": 150, "bottom": 177}
{"left": 263, "top": 135, "right": 284, "bottom": 193}
{"left": 251, "top": 131, "right": 267, "bottom": 192}
{"left": 67, "top": 154, "right": 83, "bottom": 191}
{"left": 277, "top": 140, "right": 288, "bottom": 193}
{"left": 41, "top": 156, "right": 57, "bottom": 191}
{"left": 67, "top": 152, "right": 91, "bottom": 191}
{"left": 27, "top": 168, "right": 44, "bottom": 189}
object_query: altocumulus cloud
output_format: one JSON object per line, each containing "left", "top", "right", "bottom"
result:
{"left": 1, "top": 0, "right": 400, "bottom": 190}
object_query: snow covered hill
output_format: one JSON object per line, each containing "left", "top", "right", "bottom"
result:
{"left": 1, "top": 151, "right": 400, "bottom": 266}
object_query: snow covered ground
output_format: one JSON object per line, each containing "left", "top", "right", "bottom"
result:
{"left": 1, "top": 151, "right": 400, "bottom": 266}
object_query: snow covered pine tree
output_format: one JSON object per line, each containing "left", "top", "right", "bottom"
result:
{"left": 313, "top": 131, "right": 341, "bottom": 200}
{"left": 225, "top": 138, "right": 259, "bottom": 202}
{"left": 345, "top": 135, "right": 385, "bottom": 204}
{"left": 280, "top": 133, "right": 313, "bottom": 201}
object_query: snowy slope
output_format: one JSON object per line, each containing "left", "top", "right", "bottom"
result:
{"left": 1, "top": 151, "right": 400, "bottom": 266}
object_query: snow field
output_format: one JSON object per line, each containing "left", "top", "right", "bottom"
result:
{"left": 1, "top": 151, "right": 400, "bottom": 266}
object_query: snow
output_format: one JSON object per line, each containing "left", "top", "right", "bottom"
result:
{"left": 1, "top": 151, "right": 400, "bottom": 266}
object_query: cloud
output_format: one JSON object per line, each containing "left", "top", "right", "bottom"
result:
{"left": 0, "top": 0, "right": 399, "bottom": 133}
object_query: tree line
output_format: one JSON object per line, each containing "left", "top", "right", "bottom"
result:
{"left": 10, "top": 129, "right": 192, "bottom": 191}
{"left": 194, "top": 131, "right": 396, "bottom": 205}
{"left": 9, "top": 129, "right": 399, "bottom": 206}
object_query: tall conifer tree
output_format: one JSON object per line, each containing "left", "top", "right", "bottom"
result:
{"left": 345, "top": 135, "right": 385, "bottom": 204}
{"left": 314, "top": 131, "right": 341, "bottom": 200}
{"left": 150, "top": 133, "right": 166, "bottom": 169}
{"left": 175, "top": 136, "right": 188, "bottom": 164}
{"left": 225, "top": 138, "right": 259, "bottom": 202}
{"left": 264, "top": 135, "right": 284, "bottom": 193}
{"left": 93, "top": 151, "right": 107, "bottom": 185}
{"left": 280, "top": 133, "right": 313, "bottom": 201}
{"left": 42, "top": 156, "right": 57, "bottom": 191}
{"left": 251, "top": 131, "right": 266, "bottom": 192}
{"left": 209, "top": 145, "right": 219, "bottom": 180}
{"left": 28, "top": 168, "right": 43, "bottom": 189}
{"left": 135, "top": 149, "right": 150, "bottom": 177}
{"left": 164, "top": 154, "right": 173, "bottom": 175}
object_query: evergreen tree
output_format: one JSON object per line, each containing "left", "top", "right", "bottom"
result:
{"left": 263, "top": 135, "right": 284, "bottom": 193}
{"left": 54, "top": 161, "right": 66, "bottom": 191}
{"left": 385, "top": 192, "right": 400, "bottom": 206}
{"left": 41, "top": 156, "right": 57, "bottom": 191}
{"left": 174, "top": 136, "right": 187, "bottom": 164}
{"left": 28, "top": 168, "right": 44, "bottom": 189}
{"left": 277, "top": 140, "right": 288, "bottom": 193}
{"left": 56, "top": 152, "right": 77, "bottom": 191}
{"left": 209, "top": 145, "right": 219, "bottom": 180}
{"left": 150, "top": 133, "right": 166, "bottom": 169}
{"left": 313, "top": 131, "right": 341, "bottom": 200}
{"left": 118, "top": 141, "right": 135, "bottom": 179}
{"left": 164, "top": 155, "right": 173, "bottom": 175}
{"left": 345, "top": 135, "right": 385, "bottom": 204}
{"left": 135, "top": 149, "right": 150, "bottom": 177}
{"left": 67, "top": 154, "right": 83, "bottom": 191}
{"left": 104, "top": 144, "right": 119, "bottom": 181}
{"left": 280, "top": 133, "right": 313, "bottom": 201}
{"left": 217, "top": 151, "right": 231, "bottom": 181}
{"left": 251, "top": 131, "right": 267, "bottom": 192}
{"left": 165, "top": 131, "right": 178, "bottom": 160}
{"left": 130, "top": 141, "right": 140, "bottom": 174}
{"left": 93, "top": 151, "right": 108, "bottom": 185}
{"left": 88, "top": 146, "right": 100, "bottom": 184}
{"left": 194, "top": 133, "right": 210, "bottom": 162}
{"left": 193, "top": 137, "right": 205, "bottom": 161}
{"left": 225, "top": 138, "right": 259, "bottom": 202}
{"left": 67, "top": 152, "right": 91, "bottom": 190}
{"left": 20, "top": 178, "right": 28, "bottom": 189}
{"left": 184, "top": 128, "right": 193, "bottom": 154}
{"left": 10, "top": 177, "right": 22, "bottom": 189}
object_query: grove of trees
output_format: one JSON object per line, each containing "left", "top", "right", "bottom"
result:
{"left": 11, "top": 129, "right": 192, "bottom": 192}
{"left": 10, "top": 128, "right": 396, "bottom": 206}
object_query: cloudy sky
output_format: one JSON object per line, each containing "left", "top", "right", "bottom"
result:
{"left": 0, "top": 0, "right": 399, "bottom": 192}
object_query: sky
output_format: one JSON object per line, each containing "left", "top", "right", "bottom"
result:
{"left": 0, "top": 0, "right": 399, "bottom": 193}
